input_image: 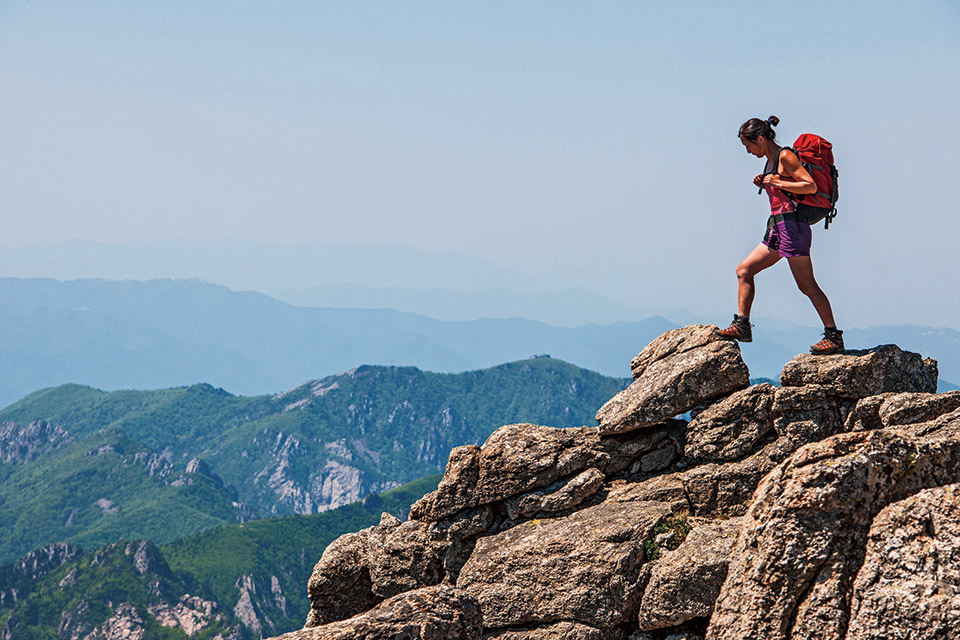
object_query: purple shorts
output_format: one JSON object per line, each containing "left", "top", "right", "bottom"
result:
{"left": 763, "top": 217, "right": 812, "bottom": 258}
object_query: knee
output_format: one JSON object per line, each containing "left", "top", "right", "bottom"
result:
{"left": 797, "top": 281, "right": 820, "bottom": 297}
{"left": 736, "top": 264, "right": 752, "bottom": 281}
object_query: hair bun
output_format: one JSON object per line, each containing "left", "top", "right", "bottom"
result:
{"left": 767, "top": 115, "right": 780, "bottom": 127}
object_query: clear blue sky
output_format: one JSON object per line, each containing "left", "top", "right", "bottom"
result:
{"left": 2, "top": 1, "right": 958, "bottom": 328}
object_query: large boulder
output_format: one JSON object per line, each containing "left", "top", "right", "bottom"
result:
{"left": 766, "top": 384, "right": 847, "bottom": 462}
{"left": 456, "top": 500, "right": 674, "bottom": 630}
{"left": 411, "top": 423, "right": 681, "bottom": 522}
{"left": 604, "top": 472, "right": 690, "bottom": 512}
{"left": 410, "top": 444, "right": 482, "bottom": 522}
{"left": 900, "top": 406, "right": 960, "bottom": 441}
{"left": 504, "top": 467, "right": 605, "bottom": 521}
{"left": 628, "top": 324, "right": 721, "bottom": 378}
{"left": 846, "top": 484, "right": 960, "bottom": 640}
{"left": 779, "top": 345, "right": 938, "bottom": 399}
{"left": 706, "top": 427, "right": 960, "bottom": 640}
{"left": 879, "top": 390, "right": 960, "bottom": 426}
{"left": 684, "top": 384, "right": 776, "bottom": 461}
{"left": 637, "top": 517, "right": 742, "bottom": 630}
{"left": 679, "top": 444, "right": 778, "bottom": 517}
{"left": 847, "top": 390, "right": 960, "bottom": 432}
{"left": 305, "top": 516, "right": 448, "bottom": 625}
{"left": 270, "top": 585, "right": 482, "bottom": 640}
{"left": 483, "top": 621, "right": 616, "bottom": 640}
{"left": 597, "top": 325, "right": 750, "bottom": 435}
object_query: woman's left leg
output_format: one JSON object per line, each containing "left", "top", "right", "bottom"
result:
{"left": 786, "top": 256, "right": 836, "bottom": 327}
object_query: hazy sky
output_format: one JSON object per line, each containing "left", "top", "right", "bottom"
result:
{"left": 2, "top": 1, "right": 959, "bottom": 328}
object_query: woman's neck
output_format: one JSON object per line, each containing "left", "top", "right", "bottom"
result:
{"left": 764, "top": 142, "right": 781, "bottom": 162}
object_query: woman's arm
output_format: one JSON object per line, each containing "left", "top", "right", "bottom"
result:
{"left": 762, "top": 149, "right": 816, "bottom": 194}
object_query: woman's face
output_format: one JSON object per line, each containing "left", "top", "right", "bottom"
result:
{"left": 740, "top": 135, "right": 766, "bottom": 158}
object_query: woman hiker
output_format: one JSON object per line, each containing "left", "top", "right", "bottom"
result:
{"left": 718, "top": 115, "right": 844, "bottom": 355}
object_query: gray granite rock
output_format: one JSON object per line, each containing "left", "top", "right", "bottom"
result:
{"left": 504, "top": 467, "right": 605, "bottom": 521}
{"left": 637, "top": 517, "right": 742, "bottom": 630}
{"left": 629, "top": 324, "right": 721, "bottom": 379}
{"left": 847, "top": 390, "right": 960, "bottom": 432}
{"left": 410, "top": 444, "right": 482, "bottom": 522}
{"left": 680, "top": 444, "right": 778, "bottom": 517}
{"left": 685, "top": 384, "right": 776, "bottom": 461}
{"left": 843, "top": 393, "right": 893, "bottom": 432}
{"left": 779, "top": 344, "right": 938, "bottom": 399}
{"left": 270, "top": 585, "right": 481, "bottom": 640}
{"left": 412, "top": 423, "right": 680, "bottom": 522}
{"left": 707, "top": 428, "right": 960, "bottom": 640}
{"left": 282, "top": 330, "right": 956, "bottom": 640}
{"left": 483, "top": 621, "right": 616, "bottom": 640}
{"left": 767, "top": 384, "right": 846, "bottom": 462}
{"left": 597, "top": 327, "right": 750, "bottom": 435}
{"left": 305, "top": 518, "right": 448, "bottom": 625}
{"left": 604, "top": 472, "right": 689, "bottom": 511}
{"left": 457, "top": 500, "right": 673, "bottom": 629}
{"left": 846, "top": 484, "right": 960, "bottom": 640}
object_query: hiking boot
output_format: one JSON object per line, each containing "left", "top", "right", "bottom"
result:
{"left": 810, "top": 328, "right": 844, "bottom": 355}
{"left": 719, "top": 314, "right": 752, "bottom": 342}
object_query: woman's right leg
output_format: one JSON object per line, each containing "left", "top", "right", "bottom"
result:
{"left": 736, "top": 243, "right": 782, "bottom": 317}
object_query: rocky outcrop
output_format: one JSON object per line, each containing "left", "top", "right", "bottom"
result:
{"left": 707, "top": 421, "right": 960, "bottom": 640}
{"left": 276, "top": 585, "right": 481, "bottom": 640}
{"left": 457, "top": 501, "right": 672, "bottom": 629}
{"left": 503, "top": 467, "right": 605, "bottom": 521}
{"left": 149, "top": 595, "right": 225, "bottom": 636}
{"left": 59, "top": 598, "right": 234, "bottom": 640}
{"left": 485, "top": 621, "right": 617, "bottom": 639}
{"left": 780, "top": 344, "right": 938, "bottom": 398}
{"left": 269, "top": 325, "right": 960, "bottom": 640}
{"left": 306, "top": 514, "right": 449, "bottom": 625}
{"left": 0, "top": 540, "right": 239, "bottom": 640}
{"left": 89, "top": 602, "right": 147, "bottom": 640}
{"left": 846, "top": 390, "right": 960, "bottom": 432}
{"left": 0, "top": 543, "right": 82, "bottom": 608}
{"left": 677, "top": 444, "right": 778, "bottom": 517}
{"left": 411, "top": 423, "right": 682, "bottom": 522}
{"left": 846, "top": 484, "right": 960, "bottom": 640}
{"left": 767, "top": 384, "right": 847, "bottom": 461}
{"left": 234, "top": 575, "right": 265, "bottom": 636}
{"left": 0, "top": 420, "right": 71, "bottom": 464}
{"left": 596, "top": 326, "right": 749, "bottom": 435}
{"left": 684, "top": 384, "right": 776, "bottom": 461}
{"left": 636, "top": 517, "right": 742, "bottom": 630}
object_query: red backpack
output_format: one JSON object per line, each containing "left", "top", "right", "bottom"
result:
{"left": 785, "top": 133, "right": 839, "bottom": 228}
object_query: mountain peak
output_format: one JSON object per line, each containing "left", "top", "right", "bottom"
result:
{"left": 275, "top": 325, "right": 958, "bottom": 640}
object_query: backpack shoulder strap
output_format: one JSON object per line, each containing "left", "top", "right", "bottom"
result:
{"left": 779, "top": 146, "right": 798, "bottom": 164}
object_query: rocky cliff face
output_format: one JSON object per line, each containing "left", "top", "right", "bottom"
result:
{"left": 267, "top": 325, "right": 960, "bottom": 640}
{"left": 0, "top": 420, "right": 71, "bottom": 464}
{"left": 0, "top": 540, "right": 240, "bottom": 640}
{"left": 0, "top": 543, "right": 82, "bottom": 609}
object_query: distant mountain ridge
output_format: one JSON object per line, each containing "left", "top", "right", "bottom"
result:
{"left": 269, "top": 282, "right": 642, "bottom": 326}
{"left": 2, "top": 277, "right": 957, "bottom": 410}
{"left": 0, "top": 277, "right": 672, "bottom": 408}
{"left": 1, "top": 238, "right": 649, "bottom": 326}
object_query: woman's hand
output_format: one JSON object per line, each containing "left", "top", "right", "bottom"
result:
{"left": 753, "top": 174, "right": 765, "bottom": 187}
{"left": 761, "top": 174, "right": 780, "bottom": 189}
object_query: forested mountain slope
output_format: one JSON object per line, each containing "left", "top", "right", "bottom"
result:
{"left": 0, "top": 358, "right": 627, "bottom": 563}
